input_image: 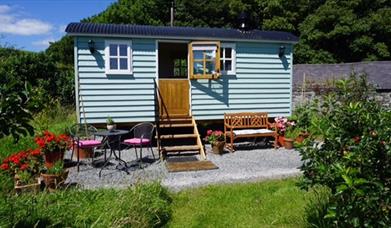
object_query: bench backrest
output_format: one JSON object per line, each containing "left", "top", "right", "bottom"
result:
{"left": 224, "top": 112, "right": 270, "bottom": 129}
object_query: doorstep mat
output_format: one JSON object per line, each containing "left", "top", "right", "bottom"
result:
{"left": 166, "top": 156, "right": 218, "bottom": 172}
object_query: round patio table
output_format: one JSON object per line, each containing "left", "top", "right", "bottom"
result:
{"left": 94, "top": 129, "right": 129, "bottom": 177}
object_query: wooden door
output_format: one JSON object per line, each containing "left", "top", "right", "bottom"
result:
{"left": 158, "top": 79, "right": 189, "bottom": 117}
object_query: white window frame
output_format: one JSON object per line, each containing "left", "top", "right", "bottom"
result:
{"left": 105, "top": 40, "right": 132, "bottom": 75}
{"left": 220, "top": 43, "right": 236, "bottom": 75}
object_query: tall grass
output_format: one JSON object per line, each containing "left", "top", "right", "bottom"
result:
{"left": 0, "top": 182, "right": 171, "bottom": 227}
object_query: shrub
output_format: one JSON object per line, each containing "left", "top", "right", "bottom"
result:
{"left": 0, "top": 182, "right": 172, "bottom": 227}
{"left": 304, "top": 185, "right": 332, "bottom": 228}
{"left": 299, "top": 73, "right": 391, "bottom": 227}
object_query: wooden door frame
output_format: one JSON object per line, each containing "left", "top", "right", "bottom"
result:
{"left": 156, "top": 40, "right": 192, "bottom": 115}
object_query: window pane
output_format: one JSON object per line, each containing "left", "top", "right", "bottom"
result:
{"left": 225, "top": 48, "right": 232, "bottom": 58}
{"left": 110, "top": 58, "right": 118, "bottom": 70}
{"left": 220, "top": 60, "right": 224, "bottom": 70}
{"left": 205, "top": 61, "right": 216, "bottom": 74}
{"left": 220, "top": 48, "right": 223, "bottom": 58}
{"left": 119, "top": 58, "right": 128, "bottom": 70}
{"left": 204, "top": 50, "right": 215, "bottom": 60}
{"left": 109, "top": 44, "right": 117, "bottom": 56}
{"left": 193, "top": 50, "right": 204, "bottom": 59}
{"left": 225, "top": 60, "right": 232, "bottom": 71}
{"left": 193, "top": 62, "right": 204, "bottom": 74}
{"left": 119, "top": 44, "right": 127, "bottom": 56}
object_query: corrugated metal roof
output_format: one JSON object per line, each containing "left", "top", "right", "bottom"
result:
{"left": 65, "top": 22, "right": 299, "bottom": 43}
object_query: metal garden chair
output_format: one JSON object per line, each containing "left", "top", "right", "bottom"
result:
{"left": 69, "top": 124, "right": 103, "bottom": 171}
{"left": 121, "top": 122, "right": 156, "bottom": 167}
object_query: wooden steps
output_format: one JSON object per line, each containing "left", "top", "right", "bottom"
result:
{"left": 157, "top": 116, "right": 206, "bottom": 160}
{"left": 158, "top": 133, "right": 198, "bottom": 139}
{"left": 159, "top": 123, "right": 193, "bottom": 128}
{"left": 162, "top": 145, "right": 200, "bottom": 152}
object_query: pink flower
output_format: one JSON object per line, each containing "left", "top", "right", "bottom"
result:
{"left": 207, "top": 130, "right": 213, "bottom": 136}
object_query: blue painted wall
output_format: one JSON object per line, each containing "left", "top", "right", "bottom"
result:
{"left": 75, "top": 37, "right": 293, "bottom": 123}
{"left": 191, "top": 42, "right": 293, "bottom": 120}
{"left": 76, "top": 37, "right": 156, "bottom": 124}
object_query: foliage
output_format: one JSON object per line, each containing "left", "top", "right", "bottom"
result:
{"left": 299, "top": 74, "right": 391, "bottom": 227}
{"left": 304, "top": 185, "right": 332, "bottom": 228}
{"left": 292, "top": 102, "right": 317, "bottom": 132}
{"left": 0, "top": 79, "right": 34, "bottom": 142}
{"left": 285, "top": 127, "right": 300, "bottom": 139}
{"left": 204, "top": 130, "right": 224, "bottom": 144}
{"left": 0, "top": 182, "right": 171, "bottom": 227}
{"left": 106, "top": 116, "right": 115, "bottom": 125}
{"left": 34, "top": 131, "right": 71, "bottom": 155}
{"left": 45, "top": 160, "right": 64, "bottom": 175}
{"left": 169, "top": 178, "right": 308, "bottom": 227}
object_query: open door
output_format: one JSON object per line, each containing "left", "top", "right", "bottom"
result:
{"left": 158, "top": 42, "right": 189, "bottom": 117}
{"left": 188, "top": 41, "right": 221, "bottom": 79}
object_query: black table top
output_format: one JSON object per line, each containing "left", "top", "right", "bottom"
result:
{"left": 94, "top": 129, "right": 129, "bottom": 137}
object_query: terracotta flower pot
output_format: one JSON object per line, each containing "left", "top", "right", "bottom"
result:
{"left": 44, "top": 151, "right": 65, "bottom": 169}
{"left": 284, "top": 138, "right": 294, "bottom": 149}
{"left": 277, "top": 135, "right": 285, "bottom": 147}
{"left": 211, "top": 141, "right": 225, "bottom": 154}
{"left": 41, "top": 170, "right": 69, "bottom": 190}
{"left": 296, "top": 132, "right": 310, "bottom": 143}
{"left": 73, "top": 146, "right": 93, "bottom": 159}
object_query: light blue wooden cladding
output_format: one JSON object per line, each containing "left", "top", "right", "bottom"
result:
{"left": 76, "top": 37, "right": 157, "bottom": 124}
{"left": 191, "top": 42, "right": 293, "bottom": 119}
{"left": 76, "top": 35, "right": 293, "bottom": 123}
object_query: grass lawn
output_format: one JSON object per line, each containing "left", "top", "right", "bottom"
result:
{"left": 169, "top": 178, "right": 307, "bottom": 227}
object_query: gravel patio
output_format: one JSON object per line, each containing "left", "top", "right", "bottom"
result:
{"left": 65, "top": 146, "right": 302, "bottom": 191}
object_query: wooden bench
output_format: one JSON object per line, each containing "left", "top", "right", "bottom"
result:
{"left": 224, "top": 112, "right": 277, "bottom": 152}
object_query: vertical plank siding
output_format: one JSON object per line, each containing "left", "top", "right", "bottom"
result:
{"left": 76, "top": 37, "right": 156, "bottom": 123}
{"left": 191, "top": 42, "right": 293, "bottom": 120}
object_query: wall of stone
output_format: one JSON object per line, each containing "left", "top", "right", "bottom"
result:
{"left": 292, "top": 90, "right": 391, "bottom": 110}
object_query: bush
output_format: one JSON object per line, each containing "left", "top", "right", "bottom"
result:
{"left": 304, "top": 185, "right": 332, "bottom": 228}
{"left": 299, "top": 73, "right": 391, "bottom": 227}
{"left": 0, "top": 182, "right": 172, "bottom": 227}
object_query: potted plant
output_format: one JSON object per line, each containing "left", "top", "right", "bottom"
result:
{"left": 284, "top": 127, "right": 298, "bottom": 149}
{"left": 35, "top": 131, "right": 71, "bottom": 168}
{"left": 204, "top": 130, "right": 225, "bottom": 154}
{"left": 0, "top": 149, "right": 43, "bottom": 193}
{"left": 106, "top": 116, "right": 116, "bottom": 131}
{"left": 274, "top": 116, "right": 295, "bottom": 147}
{"left": 40, "top": 160, "right": 68, "bottom": 190}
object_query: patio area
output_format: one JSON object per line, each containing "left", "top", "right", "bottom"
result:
{"left": 65, "top": 146, "right": 302, "bottom": 191}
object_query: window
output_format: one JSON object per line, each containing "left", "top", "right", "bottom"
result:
{"left": 220, "top": 43, "right": 236, "bottom": 75}
{"left": 174, "top": 59, "right": 187, "bottom": 77}
{"left": 189, "top": 41, "right": 221, "bottom": 79}
{"left": 105, "top": 40, "right": 132, "bottom": 75}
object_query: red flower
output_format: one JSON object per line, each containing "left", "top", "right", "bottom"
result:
{"left": 20, "top": 163, "right": 29, "bottom": 171}
{"left": 30, "top": 149, "right": 41, "bottom": 156}
{"left": 207, "top": 130, "right": 213, "bottom": 136}
{"left": 0, "top": 163, "right": 9, "bottom": 170}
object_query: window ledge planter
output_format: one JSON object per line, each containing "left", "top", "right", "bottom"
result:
{"left": 41, "top": 170, "right": 69, "bottom": 190}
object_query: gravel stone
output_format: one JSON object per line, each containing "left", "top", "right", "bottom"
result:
{"left": 65, "top": 145, "right": 302, "bottom": 191}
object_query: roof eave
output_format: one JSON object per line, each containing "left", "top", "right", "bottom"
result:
{"left": 66, "top": 32, "right": 299, "bottom": 44}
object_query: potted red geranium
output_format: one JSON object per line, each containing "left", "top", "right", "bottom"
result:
{"left": 0, "top": 149, "right": 43, "bottom": 193}
{"left": 204, "top": 130, "right": 225, "bottom": 154}
{"left": 35, "top": 131, "right": 71, "bottom": 168}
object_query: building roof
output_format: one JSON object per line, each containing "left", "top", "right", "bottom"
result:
{"left": 293, "top": 61, "right": 391, "bottom": 90}
{"left": 65, "top": 22, "right": 299, "bottom": 43}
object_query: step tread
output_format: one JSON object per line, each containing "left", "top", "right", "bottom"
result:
{"left": 158, "top": 134, "right": 198, "bottom": 139}
{"left": 159, "top": 123, "right": 194, "bottom": 128}
{"left": 162, "top": 145, "right": 200, "bottom": 152}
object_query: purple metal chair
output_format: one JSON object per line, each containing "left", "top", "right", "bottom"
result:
{"left": 69, "top": 124, "right": 103, "bottom": 171}
{"left": 122, "top": 122, "right": 155, "bottom": 167}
